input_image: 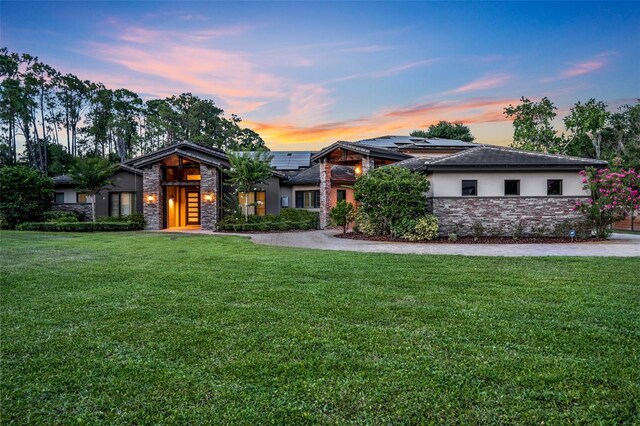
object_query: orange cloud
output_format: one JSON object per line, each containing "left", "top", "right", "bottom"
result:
{"left": 448, "top": 74, "right": 512, "bottom": 94}
{"left": 246, "top": 97, "right": 518, "bottom": 149}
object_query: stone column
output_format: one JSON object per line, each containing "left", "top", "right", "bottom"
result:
{"left": 200, "top": 164, "right": 219, "bottom": 230}
{"left": 361, "top": 156, "right": 375, "bottom": 175}
{"left": 319, "top": 159, "right": 332, "bottom": 229}
{"left": 143, "top": 164, "right": 163, "bottom": 230}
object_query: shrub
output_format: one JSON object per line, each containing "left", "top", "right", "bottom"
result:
{"left": 393, "top": 217, "right": 417, "bottom": 238}
{"left": 402, "top": 215, "right": 439, "bottom": 241}
{"left": 43, "top": 211, "right": 80, "bottom": 223}
{"left": 96, "top": 213, "right": 145, "bottom": 230}
{"left": 512, "top": 222, "right": 524, "bottom": 240}
{"left": 353, "top": 166, "right": 430, "bottom": 236}
{"left": 448, "top": 232, "right": 458, "bottom": 242}
{"left": 330, "top": 201, "right": 355, "bottom": 234}
{"left": 472, "top": 222, "right": 484, "bottom": 241}
{"left": 0, "top": 166, "right": 54, "bottom": 228}
{"left": 355, "top": 210, "right": 382, "bottom": 236}
{"left": 16, "top": 222, "right": 136, "bottom": 232}
{"left": 553, "top": 220, "right": 592, "bottom": 240}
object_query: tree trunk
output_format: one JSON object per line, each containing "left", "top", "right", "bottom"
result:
{"left": 244, "top": 192, "right": 249, "bottom": 223}
{"left": 91, "top": 195, "right": 96, "bottom": 222}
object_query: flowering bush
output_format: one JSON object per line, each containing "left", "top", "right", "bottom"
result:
{"left": 574, "top": 167, "right": 640, "bottom": 238}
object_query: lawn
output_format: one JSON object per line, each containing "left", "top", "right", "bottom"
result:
{"left": 1, "top": 232, "right": 639, "bottom": 424}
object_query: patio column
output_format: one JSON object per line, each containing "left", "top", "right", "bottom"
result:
{"left": 319, "top": 159, "right": 331, "bottom": 229}
{"left": 200, "top": 164, "right": 219, "bottom": 230}
{"left": 361, "top": 155, "right": 374, "bottom": 175}
{"left": 143, "top": 164, "right": 163, "bottom": 230}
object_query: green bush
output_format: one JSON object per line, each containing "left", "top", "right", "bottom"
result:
{"left": 0, "top": 166, "right": 54, "bottom": 228}
{"left": 95, "top": 213, "right": 145, "bottom": 230}
{"left": 42, "top": 211, "right": 80, "bottom": 223}
{"left": 217, "top": 210, "right": 319, "bottom": 231}
{"left": 353, "top": 166, "right": 430, "bottom": 236}
{"left": 16, "top": 222, "right": 136, "bottom": 232}
{"left": 553, "top": 220, "right": 592, "bottom": 240}
{"left": 393, "top": 218, "right": 417, "bottom": 238}
{"left": 355, "top": 210, "right": 383, "bottom": 236}
{"left": 329, "top": 201, "right": 355, "bottom": 234}
{"left": 401, "top": 215, "right": 439, "bottom": 241}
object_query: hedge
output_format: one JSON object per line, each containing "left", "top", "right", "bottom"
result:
{"left": 217, "top": 219, "right": 316, "bottom": 232}
{"left": 16, "top": 222, "right": 138, "bottom": 232}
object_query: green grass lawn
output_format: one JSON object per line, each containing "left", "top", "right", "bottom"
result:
{"left": 1, "top": 232, "right": 639, "bottom": 424}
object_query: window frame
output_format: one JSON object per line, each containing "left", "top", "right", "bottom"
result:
{"left": 504, "top": 179, "right": 520, "bottom": 196}
{"left": 237, "top": 191, "right": 267, "bottom": 216}
{"left": 461, "top": 180, "right": 478, "bottom": 197}
{"left": 76, "top": 192, "right": 88, "bottom": 203}
{"left": 109, "top": 192, "right": 137, "bottom": 217}
{"left": 54, "top": 192, "right": 65, "bottom": 204}
{"left": 336, "top": 189, "right": 347, "bottom": 203}
{"left": 547, "top": 179, "right": 563, "bottom": 196}
{"left": 295, "top": 190, "right": 320, "bottom": 209}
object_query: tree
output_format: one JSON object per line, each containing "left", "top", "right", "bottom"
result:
{"left": 226, "top": 150, "right": 273, "bottom": 222}
{"left": 329, "top": 200, "right": 355, "bottom": 234}
{"left": 564, "top": 99, "right": 610, "bottom": 160}
{"left": 504, "top": 97, "right": 561, "bottom": 153}
{"left": 353, "top": 167, "right": 430, "bottom": 237}
{"left": 410, "top": 121, "right": 475, "bottom": 142}
{"left": 574, "top": 167, "right": 640, "bottom": 238}
{"left": 69, "top": 157, "right": 119, "bottom": 221}
{"left": 0, "top": 166, "right": 53, "bottom": 228}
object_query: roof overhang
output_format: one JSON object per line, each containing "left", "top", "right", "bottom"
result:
{"left": 311, "top": 141, "right": 411, "bottom": 162}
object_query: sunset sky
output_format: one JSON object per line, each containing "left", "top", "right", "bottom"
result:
{"left": 2, "top": 1, "right": 639, "bottom": 150}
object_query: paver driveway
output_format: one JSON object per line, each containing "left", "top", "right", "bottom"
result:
{"left": 168, "top": 228, "right": 640, "bottom": 257}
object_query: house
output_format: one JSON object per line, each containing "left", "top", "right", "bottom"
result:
{"left": 51, "top": 136, "right": 607, "bottom": 235}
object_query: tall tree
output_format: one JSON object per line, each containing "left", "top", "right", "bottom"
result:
{"left": 564, "top": 98, "right": 609, "bottom": 159}
{"left": 69, "top": 157, "right": 119, "bottom": 221}
{"left": 504, "top": 97, "right": 561, "bottom": 153}
{"left": 410, "top": 121, "right": 475, "bottom": 142}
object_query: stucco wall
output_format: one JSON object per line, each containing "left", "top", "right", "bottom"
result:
{"left": 254, "top": 176, "right": 283, "bottom": 215}
{"left": 290, "top": 185, "right": 321, "bottom": 212}
{"left": 429, "top": 171, "right": 587, "bottom": 197}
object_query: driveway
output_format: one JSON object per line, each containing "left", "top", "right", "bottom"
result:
{"left": 245, "top": 230, "right": 640, "bottom": 257}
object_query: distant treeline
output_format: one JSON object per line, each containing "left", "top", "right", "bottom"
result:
{"left": 0, "top": 48, "right": 267, "bottom": 175}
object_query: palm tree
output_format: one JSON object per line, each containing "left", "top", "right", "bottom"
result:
{"left": 227, "top": 150, "right": 273, "bottom": 222}
{"left": 69, "top": 157, "right": 119, "bottom": 221}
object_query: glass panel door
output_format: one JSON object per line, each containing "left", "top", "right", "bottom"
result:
{"left": 185, "top": 189, "right": 200, "bottom": 225}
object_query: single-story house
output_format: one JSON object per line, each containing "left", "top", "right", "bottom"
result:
{"left": 52, "top": 135, "right": 607, "bottom": 235}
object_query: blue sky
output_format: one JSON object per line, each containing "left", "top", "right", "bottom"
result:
{"left": 2, "top": 1, "right": 639, "bottom": 149}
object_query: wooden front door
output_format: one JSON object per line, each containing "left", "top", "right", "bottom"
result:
{"left": 185, "top": 189, "right": 200, "bottom": 225}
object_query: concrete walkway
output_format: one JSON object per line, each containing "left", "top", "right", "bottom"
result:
{"left": 163, "top": 228, "right": 640, "bottom": 257}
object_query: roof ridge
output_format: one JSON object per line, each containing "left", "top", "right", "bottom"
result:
{"left": 478, "top": 144, "right": 608, "bottom": 163}
{"left": 426, "top": 145, "right": 485, "bottom": 164}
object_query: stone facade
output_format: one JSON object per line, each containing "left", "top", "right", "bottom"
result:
{"left": 319, "top": 159, "right": 332, "bottom": 229}
{"left": 51, "top": 203, "right": 93, "bottom": 221}
{"left": 361, "top": 156, "right": 375, "bottom": 175}
{"left": 200, "top": 164, "right": 219, "bottom": 230}
{"left": 432, "top": 196, "right": 589, "bottom": 237}
{"left": 143, "top": 164, "right": 163, "bottom": 230}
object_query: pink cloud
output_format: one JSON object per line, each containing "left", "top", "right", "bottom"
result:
{"left": 330, "top": 59, "right": 439, "bottom": 83}
{"left": 542, "top": 51, "right": 616, "bottom": 82}
{"left": 448, "top": 74, "right": 512, "bottom": 94}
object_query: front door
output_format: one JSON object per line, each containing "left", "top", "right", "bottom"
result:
{"left": 185, "top": 189, "right": 200, "bottom": 225}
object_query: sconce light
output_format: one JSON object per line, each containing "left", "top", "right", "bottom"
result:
{"left": 203, "top": 193, "right": 216, "bottom": 203}
{"left": 354, "top": 164, "right": 362, "bottom": 176}
{"left": 145, "top": 193, "right": 156, "bottom": 204}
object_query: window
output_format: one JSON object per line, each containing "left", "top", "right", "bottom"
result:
{"left": 547, "top": 179, "right": 563, "bottom": 196}
{"left": 461, "top": 180, "right": 477, "bottom": 196}
{"left": 76, "top": 192, "right": 88, "bottom": 203}
{"left": 54, "top": 192, "right": 65, "bottom": 204}
{"left": 295, "top": 190, "right": 320, "bottom": 208}
{"left": 504, "top": 180, "right": 520, "bottom": 196}
{"left": 109, "top": 192, "right": 137, "bottom": 217}
{"left": 237, "top": 191, "right": 266, "bottom": 216}
{"left": 337, "top": 189, "right": 347, "bottom": 203}
{"left": 163, "top": 165, "right": 200, "bottom": 182}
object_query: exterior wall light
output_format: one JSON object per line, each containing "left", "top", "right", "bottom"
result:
{"left": 145, "top": 193, "right": 156, "bottom": 204}
{"left": 203, "top": 193, "right": 216, "bottom": 203}
{"left": 354, "top": 164, "right": 362, "bottom": 176}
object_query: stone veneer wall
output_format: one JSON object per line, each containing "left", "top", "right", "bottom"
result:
{"left": 361, "top": 156, "right": 374, "bottom": 174}
{"left": 200, "top": 164, "right": 219, "bottom": 230}
{"left": 319, "top": 159, "right": 332, "bottom": 229}
{"left": 432, "top": 196, "right": 589, "bottom": 236}
{"left": 51, "top": 203, "right": 93, "bottom": 221}
{"left": 143, "top": 164, "right": 163, "bottom": 230}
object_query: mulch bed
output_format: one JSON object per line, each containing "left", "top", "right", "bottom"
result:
{"left": 335, "top": 232, "right": 604, "bottom": 244}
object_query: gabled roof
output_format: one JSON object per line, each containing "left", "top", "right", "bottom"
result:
{"left": 355, "top": 135, "right": 476, "bottom": 149}
{"left": 311, "top": 141, "right": 411, "bottom": 162}
{"left": 394, "top": 145, "right": 608, "bottom": 171}
{"left": 284, "top": 164, "right": 356, "bottom": 185}
{"left": 125, "top": 142, "right": 229, "bottom": 169}
{"left": 52, "top": 164, "right": 142, "bottom": 186}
